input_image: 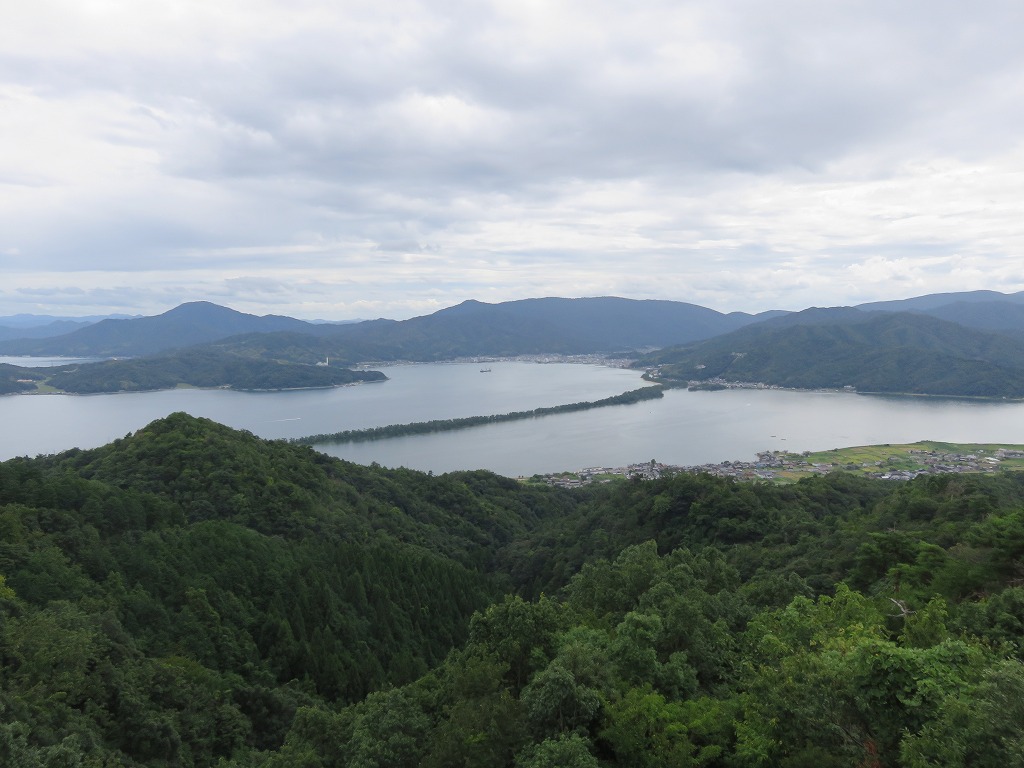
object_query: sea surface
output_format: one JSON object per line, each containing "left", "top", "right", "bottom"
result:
{"left": 4, "top": 359, "right": 1024, "bottom": 475}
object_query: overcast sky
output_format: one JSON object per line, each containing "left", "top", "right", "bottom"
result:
{"left": 3, "top": 1, "right": 1024, "bottom": 320}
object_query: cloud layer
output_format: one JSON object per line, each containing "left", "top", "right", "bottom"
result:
{"left": 3, "top": 1, "right": 1024, "bottom": 318}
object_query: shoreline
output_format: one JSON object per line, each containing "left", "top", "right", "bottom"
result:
{"left": 532, "top": 441, "right": 1024, "bottom": 487}
{"left": 646, "top": 375, "right": 1024, "bottom": 403}
{"left": 2, "top": 377, "right": 389, "bottom": 397}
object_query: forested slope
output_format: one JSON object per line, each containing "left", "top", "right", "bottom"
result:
{"left": 3, "top": 414, "right": 1024, "bottom": 765}
{"left": 640, "top": 309, "right": 1024, "bottom": 397}
{"left": 0, "top": 414, "right": 567, "bottom": 763}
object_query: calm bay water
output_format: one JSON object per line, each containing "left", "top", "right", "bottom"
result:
{"left": 319, "top": 388, "right": 1024, "bottom": 476}
{"left": 3, "top": 360, "right": 1024, "bottom": 476}
{"left": 0, "top": 361, "right": 640, "bottom": 460}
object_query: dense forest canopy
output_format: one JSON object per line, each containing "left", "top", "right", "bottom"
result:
{"left": 3, "top": 413, "right": 1024, "bottom": 765}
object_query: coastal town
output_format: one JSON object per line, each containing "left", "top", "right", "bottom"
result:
{"left": 534, "top": 445, "right": 1024, "bottom": 488}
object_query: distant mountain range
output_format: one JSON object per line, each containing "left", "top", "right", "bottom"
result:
{"left": 0, "top": 302, "right": 321, "bottom": 357}
{"left": 4, "top": 290, "right": 1024, "bottom": 398}
{"left": 0, "top": 312, "right": 141, "bottom": 343}
{"left": 0, "top": 312, "right": 137, "bottom": 328}
{"left": 220, "top": 297, "right": 785, "bottom": 364}
{"left": 855, "top": 290, "right": 1024, "bottom": 333}
{"left": 855, "top": 289, "right": 1024, "bottom": 313}
{"left": 0, "top": 319, "right": 95, "bottom": 343}
{"left": 0, "top": 297, "right": 781, "bottom": 360}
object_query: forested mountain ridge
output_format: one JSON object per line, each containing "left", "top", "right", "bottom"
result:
{"left": 0, "top": 297, "right": 783, "bottom": 391}
{"left": 0, "top": 318, "right": 94, "bottom": 342}
{"left": 207, "top": 297, "right": 782, "bottom": 363}
{"left": 416, "top": 297, "right": 777, "bottom": 351}
{"left": 0, "top": 297, "right": 778, "bottom": 363}
{"left": 0, "top": 301, "right": 323, "bottom": 357}
{"left": 10, "top": 292, "right": 1024, "bottom": 396}
{"left": 904, "top": 299, "right": 1024, "bottom": 334}
{"left": 855, "top": 289, "right": 1024, "bottom": 333}
{"left": 0, "top": 312, "right": 137, "bottom": 343}
{"left": 7, "top": 289, "right": 1024, "bottom": 366}
{"left": 640, "top": 309, "right": 1024, "bottom": 397}
{"left": 5, "top": 414, "right": 1024, "bottom": 765}
{"left": 856, "top": 288, "right": 1024, "bottom": 312}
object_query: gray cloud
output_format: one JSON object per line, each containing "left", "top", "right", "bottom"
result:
{"left": 2, "top": 1, "right": 1024, "bottom": 318}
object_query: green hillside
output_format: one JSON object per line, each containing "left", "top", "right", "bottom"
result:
{"left": 642, "top": 310, "right": 1024, "bottom": 397}
{"left": 4, "top": 414, "right": 1024, "bottom": 765}
{"left": 0, "top": 363, "right": 43, "bottom": 394}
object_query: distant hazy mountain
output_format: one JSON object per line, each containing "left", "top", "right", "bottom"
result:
{"left": 915, "top": 301, "right": 1024, "bottom": 333}
{"left": 15, "top": 291, "right": 1024, "bottom": 371}
{"left": 640, "top": 308, "right": 1024, "bottom": 398}
{"left": 858, "top": 290, "right": 1024, "bottom": 333}
{"left": 856, "top": 290, "right": 1024, "bottom": 312}
{"left": 0, "top": 301, "right": 322, "bottom": 357}
{"left": 0, "top": 312, "right": 135, "bottom": 328}
{"left": 0, "top": 312, "right": 144, "bottom": 342}
{"left": 439, "top": 297, "right": 783, "bottom": 350}
{"left": 0, "top": 319, "right": 95, "bottom": 342}
{"left": 206, "top": 296, "right": 783, "bottom": 363}
{"left": 0, "top": 297, "right": 781, "bottom": 361}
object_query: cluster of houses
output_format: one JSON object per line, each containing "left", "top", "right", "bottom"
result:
{"left": 540, "top": 460, "right": 669, "bottom": 488}
{"left": 538, "top": 455, "right": 799, "bottom": 487}
{"left": 880, "top": 448, "right": 1017, "bottom": 480}
{"left": 535, "top": 447, "right": 1022, "bottom": 487}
